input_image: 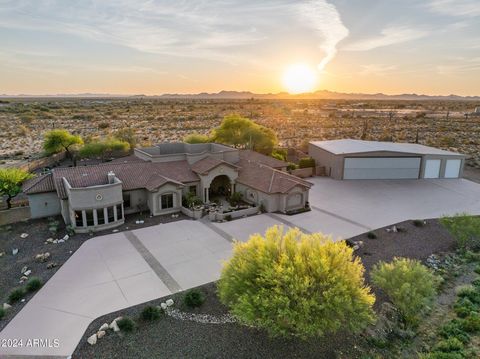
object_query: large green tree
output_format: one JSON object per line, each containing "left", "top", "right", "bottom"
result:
{"left": 211, "top": 115, "right": 277, "bottom": 154}
{"left": 43, "top": 129, "right": 83, "bottom": 165}
{"left": 79, "top": 138, "right": 130, "bottom": 161}
{"left": 218, "top": 225, "right": 375, "bottom": 338}
{"left": 114, "top": 128, "right": 137, "bottom": 148}
{"left": 184, "top": 133, "right": 210, "bottom": 144}
{"left": 0, "top": 168, "right": 34, "bottom": 209}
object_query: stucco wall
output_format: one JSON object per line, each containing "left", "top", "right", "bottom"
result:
{"left": 236, "top": 183, "right": 281, "bottom": 213}
{"left": 0, "top": 207, "right": 31, "bottom": 225}
{"left": 123, "top": 189, "right": 148, "bottom": 214}
{"left": 65, "top": 179, "right": 123, "bottom": 210}
{"left": 148, "top": 183, "right": 182, "bottom": 216}
{"left": 28, "top": 192, "right": 61, "bottom": 219}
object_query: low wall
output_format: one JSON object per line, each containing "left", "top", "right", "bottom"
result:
{"left": 290, "top": 167, "right": 313, "bottom": 178}
{"left": 0, "top": 206, "right": 31, "bottom": 226}
{"left": 210, "top": 206, "right": 259, "bottom": 221}
{"left": 3, "top": 152, "right": 66, "bottom": 172}
{"left": 181, "top": 206, "right": 203, "bottom": 220}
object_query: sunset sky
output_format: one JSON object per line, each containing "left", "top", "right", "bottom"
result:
{"left": 1, "top": 0, "right": 479, "bottom": 96}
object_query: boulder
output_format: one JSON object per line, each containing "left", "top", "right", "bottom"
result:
{"left": 99, "top": 323, "right": 109, "bottom": 331}
{"left": 24, "top": 270, "right": 31, "bottom": 276}
{"left": 20, "top": 233, "right": 29, "bottom": 239}
{"left": 46, "top": 262, "right": 58, "bottom": 269}
{"left": 3, "top": 303, "right": 12, "bottom": 310}
{"left": 46, "top": 238, "right": 54, "bottom": 244}
{"left": 21, "top": 266, "right": 28, "bottom": 274}
{"left": 166, "top": 299, "right": 174, "bottom": 307}
{"left": 87, "top": 334, "right": 97, "bottom": 346}
{"left": 0, "top": 251, "right": 5, "bottom": 257}
{"left": 63, "top": 235, "right": 69, "bottom": 241}
{"left": 12, "top": 248, "right": 18, "bottom": 255}
{"left": 160, "top": 302, "right": 167, "bottom": 310}
{"left": 109, "top": 321, "right": 120, "bottom": 332}
{"left": 96, "top": 330, "right": 106, "bottom": 339}
{"left": 57, "top": 239, "right": 65, "bottom": 243}
{"left": 20, "top": 276, "right": 28, "bottom": 282}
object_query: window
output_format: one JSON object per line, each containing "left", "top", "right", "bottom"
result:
{"left": 116, "top": 204, "right": 123, "bottom": 220}
{"left": 107, "top": 206, "right": 115, "bottom": 223}
{"left": 123, "top": 193, "right": 131, "bottom": 209}
{"left": 75, "top": 211, "right": 83, "bottom": 227}
{"left": 161, "top": 193, "right": 174, "bottom": 209}
{"left": 97, "top": 208, "right": 105, "bottom": 225}
{"left": 85, "top": 210, "right": 94, "bottom": 226}
{"left": 188, "top": 186, "right": 197, "bottom": 196}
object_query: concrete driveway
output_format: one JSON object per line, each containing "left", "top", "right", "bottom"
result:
{"left": 2, "top": 178, "right": 480, "bottom": 357}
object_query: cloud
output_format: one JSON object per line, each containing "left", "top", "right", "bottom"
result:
{"left": 0, "top": 0, "right": 348, "bottom": 70}
{"left": 426, "top": 0, "right": 480, "bottom": 17}
{"left": 343, "top": 26, "right": 429, "bottom": 51}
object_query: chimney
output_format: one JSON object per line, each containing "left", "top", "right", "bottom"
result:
{"left": 107, "top": 171, "right": 116, "bottom": 184}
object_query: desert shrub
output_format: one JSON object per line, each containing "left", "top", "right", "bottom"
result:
{"left": 454, "top": 297, "right": 477, "bottom": 318}
{"left": 117, "top": 317, "right": 135, "bottom": 332}
{"left": 0, "top": 307, "right": 5, "bottom": 319}
{"left": 225, "top": 214, "right": 232, "bottom": 221}
{"left": 471, "top": 278, "right": 480, "bottom": 288}
{"left": 229, "top": 192, "right": 243, "bottom": 207}
{"left": 184, "top": 289, "right": 205, "bottom": 308}
{"left": 475, "top": 265, "right": 480, "bottom": 275}
{"left": 218, "top": 226, "right": 375, "bottom": 338}
{"left": 140, "top": 306, "right": 162, "bottom": 321}
{"left": 439, "top": 320, "right": 470, "bottom": 344}
{"left": 440, "top": 214, "right": 480, "bottom": 251}
{"left": 8, "top": 288, "right": 25, "bottom": 304}
{"left": 367, "top": 231, "right": 377, "bottom": 239}
{"left": 183, "top": 192, "right": 202, "bottom": 208}
{"left": 457, "top": 286, "right": 480, "bottom": 305}
{"left": 433, "top": 337, "right": 464, "bottom": 353}
{"left": 287, "top": 162, "right": 298, "bottom": 171}
{"left": 413, "top": 219, "right": 425, "bottom": 227}
{"left": 462, "top": 313, "right": 480, "bottom": 333}
{"left": 298, "top": 157, "right": 315, "bottom": 168}
{"left": 371, "top": 257, "right": 440, "bottom": 326}
{"left": 26, "top": 277, "right": 43, "bottom": 292}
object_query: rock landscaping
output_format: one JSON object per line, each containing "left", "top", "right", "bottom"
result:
{"left": 73, "top": 218, "right": 458, "bottom": 359}
{"left": 0, "top": 212, "right": 187, "bottom": 331}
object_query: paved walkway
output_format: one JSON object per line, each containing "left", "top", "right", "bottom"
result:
{"left": 2, "top": 178, "right": 480, "bottom": 357}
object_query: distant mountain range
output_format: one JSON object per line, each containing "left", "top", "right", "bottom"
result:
{"left": 2, "top": 90, "right": 480, "bottom": 101}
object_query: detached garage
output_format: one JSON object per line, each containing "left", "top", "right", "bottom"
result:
{"left": 309, "top": 139, "right": 466, "bottom": 180}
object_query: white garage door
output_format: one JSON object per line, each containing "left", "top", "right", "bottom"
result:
{"left": 344, "top": 157, "right": 421, "bottom": 180}
{"left": 445, "top": 159, "right": 461, "bottom": 178}
{"left": 424, "top": 159, "right": 441, "bottom": 178}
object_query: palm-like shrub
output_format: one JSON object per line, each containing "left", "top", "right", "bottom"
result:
{"left": 218, "top": 226, "right": 375, "bottom": 338}
{"left": 371, "top": 257, "right": 440, "bottom": 326}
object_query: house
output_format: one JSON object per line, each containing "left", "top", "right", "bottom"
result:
{"left": 23, "top": 143, "right": 312, "bottom": 232}
{"left": 309, "top": 139, "right": 466, "bottom": 180}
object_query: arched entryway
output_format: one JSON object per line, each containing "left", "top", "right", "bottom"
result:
{"left": 209, "top": 175, "right": 233, "bottom": 202}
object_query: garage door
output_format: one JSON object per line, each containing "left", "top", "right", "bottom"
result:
{"left": 424, "top": 159, "right": 441, "bottom": 178}
{"left": 343, "top": 157, "right": 421, "bottom": 180}
{"left": 445, "top": 159, "right": 461, "bottom": 178}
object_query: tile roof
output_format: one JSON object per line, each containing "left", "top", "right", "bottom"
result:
{"left": 236, "top": 159, "right": 312, "bottom": 194}
{"left": 52, "top": 161, "right": 198, "bottom": 199}
{"left": 239, "top": 150, "right": 288, "bottom": 169}
{"left": 190, "top": 156, "right": 239, "bottom": 175}
{"left": 22, "top": 173, "right": 55, "bottom": 194}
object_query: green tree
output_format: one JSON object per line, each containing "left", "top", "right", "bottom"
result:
{"left": 0, "top": 168, "right": 34, "bottom": 209}
{"left": 184, "top": 133, "right": 211, "bottom": 144}
{"left": 43, "top": 129, "right": 83, "bottom": 165}
{"left": 211, "top": 115, "right": 277, "bottom": 154}
{"left": 79, "top": 138, "right": 130, "bottom": 161}
{"left": 371, "top": 257, "right": 441, "bottom": 326}
{"left": 114, "top": 128, "right": 137, "bottom": 148}
{"left": 218, "top": 226, "right": 375, "bottom": 338}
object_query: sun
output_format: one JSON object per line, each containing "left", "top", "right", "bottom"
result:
{"left": 282, "top": 63, "right": 317, "bottom": 94}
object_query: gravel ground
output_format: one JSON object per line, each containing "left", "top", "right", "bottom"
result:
{"left": 0, "top": 211, "right": 188, "bottom": 331}
{"left": 73, "top": 218, "right": 457, "bottom": 359}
